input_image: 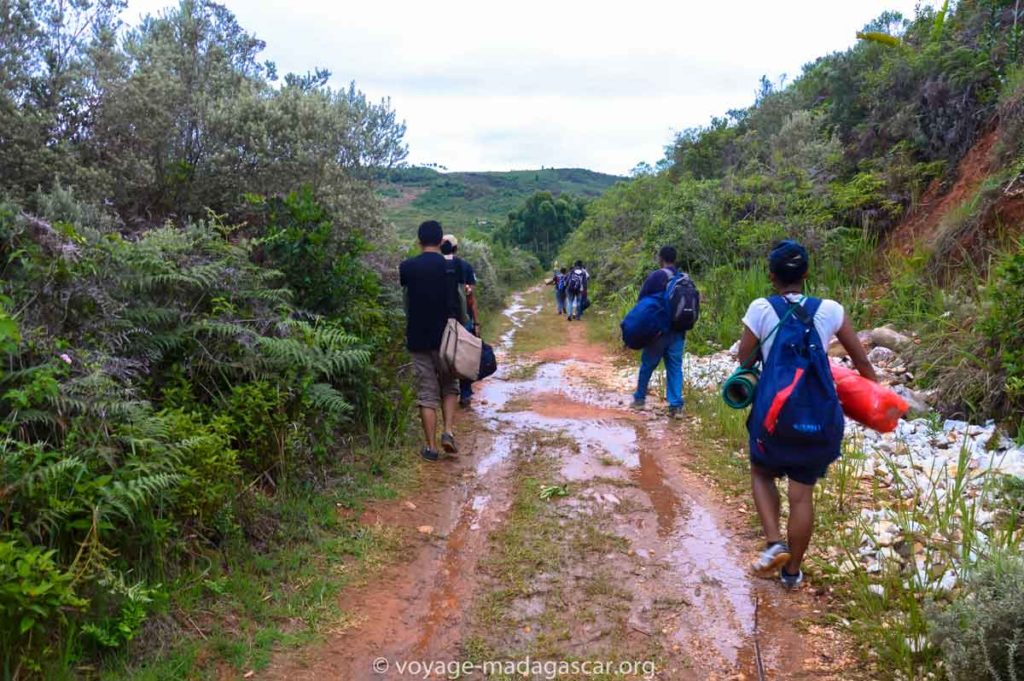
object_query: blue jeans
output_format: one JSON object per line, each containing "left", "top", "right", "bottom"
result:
{"left": 633, "top": 332, "right": 684, "bottom": 409}
{"left": 555, "top": 290, "right": 566, "bottom": 314}
{"left": 567, "top": 293, "right": 582, "bottom": 319}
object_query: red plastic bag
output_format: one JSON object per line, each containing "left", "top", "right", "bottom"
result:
{"left": 830, "top": 364, "right": 908, "bottom": 433}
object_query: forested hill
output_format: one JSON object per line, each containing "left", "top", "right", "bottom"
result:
{"left": 379, "top": 167, "right": 622, "bottom": 234}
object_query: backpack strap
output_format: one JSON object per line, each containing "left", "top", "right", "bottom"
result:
{"left": 662, "top": 268, "right": 681, "bottom": 290}
{"left": 767, "top": 294, "right": 819, "bottom": 327}
{"left": 797, "top": 297, "right": 823, "bottom": 326}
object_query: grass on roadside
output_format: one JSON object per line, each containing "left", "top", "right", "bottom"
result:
{"left": 101, "top": 441, "right": 417, "bottom": 681}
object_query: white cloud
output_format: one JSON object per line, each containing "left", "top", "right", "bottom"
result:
{"left": 123, "top": 0, "right": 929, "bottom": 174}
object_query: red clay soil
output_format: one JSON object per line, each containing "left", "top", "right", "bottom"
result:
{"left": 527, "top": 391, "right": 643, "bottom": 421}
{"left": 532, "top": 319, "right": 606, "bottom": 363}
{"left": 887, "top": 128, "right": 998, "bottom": 257}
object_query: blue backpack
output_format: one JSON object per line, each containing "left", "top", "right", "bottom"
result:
{"left": 747, "top": 296, "right": 844, "bottom": 467}
{"left": 620, "top": 273, "right": 682, "bottom": 350}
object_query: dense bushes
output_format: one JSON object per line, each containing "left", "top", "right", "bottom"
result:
{"left": 931, "top": 558, "right": 1024, "bottom": 680}
{"left": 0, "top": 1, "right": 415, "bottom": 676}
{"left": 0, "top": 193, "right": 409, "bottom": 673}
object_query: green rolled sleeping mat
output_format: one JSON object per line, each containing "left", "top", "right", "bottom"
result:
{"left": 722, "top": 367, "right": 760, "bottom": 409}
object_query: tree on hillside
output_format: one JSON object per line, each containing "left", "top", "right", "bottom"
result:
{"left": 495, "top": 191, "right": 587, "bottom": 267}
{"left": 0, "top": 0, "right": 408, "bottom": 224}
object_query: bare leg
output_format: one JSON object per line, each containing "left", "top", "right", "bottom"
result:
{"left": 441, "top": 393, "right": 458, "bottom": 435}
{"left": 420, "top": 406, "right": 438, "bottom": 450}
{"left": 786, "top": 480, "right": 815, "bottom": 572}
{"left": 751, "top": 464, "right": 783, "bottom": 544}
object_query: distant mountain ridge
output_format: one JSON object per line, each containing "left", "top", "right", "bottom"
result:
{"left": 379, "top": 166, "right": 623, "bottom": 235}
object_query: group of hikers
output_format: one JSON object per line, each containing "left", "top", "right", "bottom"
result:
{"left": 400, "top": 220, "right": 879, "bottom": 591}
{"left": 545, "top": 261, "right": 590, "bottom": 320}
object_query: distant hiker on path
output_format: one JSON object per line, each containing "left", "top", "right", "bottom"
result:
{"left": 565, "top": 260, "right": 589, "bottom": 321}
{"left": 442, "top": 234, "right": 479, "bottom": 408}
{"left": 737, "top": 240, "right": 878, "bottom": 589}
{"left": 631, "top": 246, "right": 685, "bottom": 419}
{"left": 399, "top": 221, "right": 466, "bottom": 461}
{"left": 546, "top": 267, "right": 568, "bottom": 315}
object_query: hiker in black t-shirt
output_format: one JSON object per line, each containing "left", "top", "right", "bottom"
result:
{"left": 441, "top": 234, "right": 479, "bottom": 408}
{"left": 399, "top": 221, "right": 465, "bottom": 461}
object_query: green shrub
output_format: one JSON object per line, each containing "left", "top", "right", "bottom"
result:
{"left": 0, "top": 539, "right": 86, "bottom": 675}
{"left": 978, "top": 239, "right": 1024, "bottom": 435}
{"left": 930, "top": 558, "right": 1024, "bottom": 680}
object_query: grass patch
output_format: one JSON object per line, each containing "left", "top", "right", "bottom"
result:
{"left": 510, "top": 290, "right": 572, "bottom": 356}
{"left": 101, "top": 443, "right": 417, "bottom": 680}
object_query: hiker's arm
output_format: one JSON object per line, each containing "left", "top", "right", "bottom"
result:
{"left": 836, "top": 315, "right": 878, "bottom": 382}
{"left": 466, "top": 289, "right": 480, "bottom": 334}
{"left": 737, "top": 326, "right": 760, "bottom": 370}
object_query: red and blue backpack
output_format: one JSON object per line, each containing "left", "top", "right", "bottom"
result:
{"left": 748, "top": 296, "right": 845, "bottom": 467}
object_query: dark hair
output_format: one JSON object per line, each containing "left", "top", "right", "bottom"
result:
{"left": 418, "top": 220, "right": 443, "bottom": 246}
{"left": 560, "top": 267, "right": 567, "bottom": 274}
{"left": 659, "top": 246, "right": 677, "bottom": 264}
{"left": 769, "top": 240, "right": 809, "bottom": 285}
{"left": 440, "top": 240, "right": 454, "bottom": 256}
{"left": 574, "top": 260, "right": 583, "bottom": 267}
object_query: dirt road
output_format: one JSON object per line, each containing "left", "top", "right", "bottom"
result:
{"left": 263, "top": 288, "right": 850, "bottom": 680}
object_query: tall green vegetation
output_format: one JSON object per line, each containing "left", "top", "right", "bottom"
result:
{"left": 560, "top": 0, "right": 1024, "bottom": 432}
{"left": 0, "top": 1, "right": 413, "bottom": 676}
{"left": 496, "top": 191, "right": 588, "bottom": 267}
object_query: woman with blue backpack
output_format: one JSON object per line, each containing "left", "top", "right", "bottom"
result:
{"left": 735, "top": 240, "right": 877, "bottom": 590}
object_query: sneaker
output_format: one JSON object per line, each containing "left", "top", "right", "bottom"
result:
{"left": 752, "top": 542, "right": 791, "bottom": 575}
{"left": 780, "top": 568, "right": 804, "bottom": 590}
{"left": 441, "top": 432, "right": 458, "bottom": 454}
{"left": 668, "top": 406, "right": 684, "bottom": 420}
{"left": 630, "top": 399, "right": 646, "bottom": 411}
{"left": 420, "top": 447, "right": 440, "bottom": 462}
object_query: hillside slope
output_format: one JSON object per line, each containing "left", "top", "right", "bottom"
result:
{"left": 379, "top": 167, "right": 622, "bottom": 235}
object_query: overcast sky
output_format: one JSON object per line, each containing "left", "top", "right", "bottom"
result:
{"left": 125, "top": 0, "right": 929, "bottom": 175}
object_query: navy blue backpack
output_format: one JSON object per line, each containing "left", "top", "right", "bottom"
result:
{"left": 747, "top": 296, "right": 844, "bottom": 467}
{"left": 620, "top": 273, "right": 682, "bottom": 350}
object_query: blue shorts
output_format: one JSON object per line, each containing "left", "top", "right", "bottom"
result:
{"left": 750, "top": 454, "right": 830, "bottom": 486}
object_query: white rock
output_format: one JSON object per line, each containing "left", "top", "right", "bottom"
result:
{"left": 943, "top": 419, "right": 970, "bottom": 434}
{"left": 937, "top": 571, "right": 958, "bottom": 592}
{"left": 868, "top": 584, "right": 886, "bottom": 598}
{"left": 868, "top": 346, "right": 897, "bottom": 364}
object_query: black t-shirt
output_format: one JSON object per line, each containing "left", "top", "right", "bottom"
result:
{"left": 457, "top": 258, "right": 477, "bottom": 286}
{"left": 399, "top": 252, "right": 463, "bottom": 352}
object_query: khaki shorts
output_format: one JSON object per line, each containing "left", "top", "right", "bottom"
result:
{"left": 411, "top": 351, "right": 458, "bottom": 409}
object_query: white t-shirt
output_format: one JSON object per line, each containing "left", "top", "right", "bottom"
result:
{"left": 742, "top": 293, "right": 845, "bottom": 364}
